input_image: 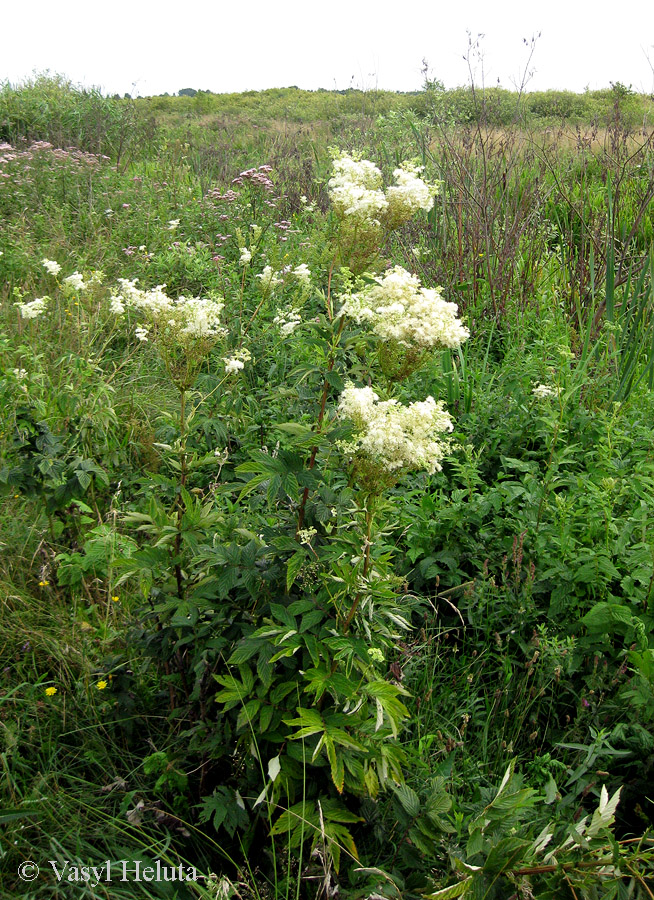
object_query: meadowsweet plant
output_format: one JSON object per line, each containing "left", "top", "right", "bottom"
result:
{"left": 338, "top": 264, "right": 469, "bottom": 378}
{"left": 223, "top": 347, "right": 251, "bottom": 374}
{"left": 62, "top": 271, "right": 87, "bottom": 294}
{"left": 338, "top": 383, "right": 455, "bottom": 487}
{"left": 1, "top": 137, "right": 468, "bottom": 880}
{"left": 382, "top": 160, "right": 440, "bottom": 228}
{"left": 109, "top": 277, "right": 226, "bottom": 390}
{"left": 15, "top": 296, "right": 49, "bottom": 319}
{"left": 256, "top": 264, "right": 282, "bottom": 294}
{"left": 328, "top": 150, "right": 440, "bottom": 272}
{"left": 42, "top": 258, "right": 61, "bottom": 276}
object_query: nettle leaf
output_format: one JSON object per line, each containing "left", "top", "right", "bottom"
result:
{"left": 393, "top": 783, "right": 421, "bottom": 818}
{"left": 582, "top": 602, "right": 634, "bottom": 632}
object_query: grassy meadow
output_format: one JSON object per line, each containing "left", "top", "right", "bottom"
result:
{"left": 1, "top": 75, "right": 654, "bottom": 898}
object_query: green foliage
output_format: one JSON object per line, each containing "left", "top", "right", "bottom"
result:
{"left": 1, "top": 75, "right": 654, "bottom": 900}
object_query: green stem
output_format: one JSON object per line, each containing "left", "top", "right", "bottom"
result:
{"left": 342, "top": 498, "right": 375, "bottom": 633}
{"left": 296, "top": 314, "right": 345, "bottom": 535}
{"left": 174, "top": 388, "right": 187, "bottom": 601}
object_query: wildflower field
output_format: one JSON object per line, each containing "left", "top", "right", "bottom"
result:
{"left": 2, "top": 76, "right": 654, "bottom": 898}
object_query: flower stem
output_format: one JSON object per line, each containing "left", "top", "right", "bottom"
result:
{"left": 296, "top": 315, "right": 345, "bottom": 535}
{"left": 342, "top": 498, "right": 375, "bottom": 633}
{"left": 174, "top": 388, "right": 187, "bottom": 601}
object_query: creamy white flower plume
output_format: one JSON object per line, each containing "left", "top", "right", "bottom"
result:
{"left": 16, "top": 297, "right": 48, "bottom": 319}
{"left": 256, "top": 265, "right": 282, "bottom": 292}
{"left": 384, "top": 162, "right": 439, "bottom": 228}
{"left": 338, "top": 266, "right": 469, "bottom": 350}
{"left": 273, "top": 308, "right": 302, "bottom": 336}
{"left": 532, "top": 383, "right": 556, "bottom": 399}
{"left": 110, "top": 280, "right": 226, "bottom": 342}
{"left": 63, "top": 272, "right": 87, "bottom": 293}
{"left": 338, "top": 382, "right": 454, "bottom": 475}
{"left": 328, "top": 154, "right": 388, "bottom": 225}
{"left": 42, "top": 259, "right": 61, "bottom": 276}
{"left": 292, "top": 263, "right": 311, "bottom": 287}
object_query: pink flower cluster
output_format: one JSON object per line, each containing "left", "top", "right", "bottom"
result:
{"left": 205, "top": 188, "right": 238, "bottom": 203}
{"left": 231, "top": 164, "right": 275, "bottom": 192}
{"left": 0, "top": 141, "right": 104, "bottom": 183}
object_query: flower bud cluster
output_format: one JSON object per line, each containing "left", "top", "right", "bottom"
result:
{"left": 223, "top": 347, "right": 252, "bottom": 374}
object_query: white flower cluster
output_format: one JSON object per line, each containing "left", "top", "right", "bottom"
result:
{"left": 328, "top": 155, "right": 388, "bottom": 225}
{"left": 338, "top": 383, "right": 454, "bottom": 476}
{"left": 223, "top": 347, "right": 252, "bottom": 374}
{"left": 338, "top": 266, "right": 469, "bottom": 350}
{"left": 109, "top": 278, "right": 226, "bottom": 340}
{"left": 273, "top": 308, "right": 302, "bottom": 336}
{"left": 328, "top": 154, "right": 439, "bottom": 230}
{"left": 42, "top": 259, "right": 61, "bottom": 276}
{"left": 384, "top": 162, "right": 438, "bottom": 228}
{"left": 63, "top": 272, "right": 86, "bottom": 293}
{"left": 239, "top": 247, "right": 252, "bottom": 265}
{"left": 16, "top": 297, "right": 48, "bottom": 319}
{"left": 532, "top": 383, "right": 556, "bottom": 399}
{"left": 256, "top": 265, "right": 282, "bottom": 293}
{"left": 292, "top": 263, "right": 311, "bottom": 287}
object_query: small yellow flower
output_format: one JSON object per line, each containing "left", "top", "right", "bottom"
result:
{"left": 38, "top": 580, "right": 50, "bottom": 587}
{"left": 45, "top": 687, "right": 57, "bottom": 697}
{"left": 96, "top": 680, "right": 108, "bottom": 690}
{"left": 111, "top": 595, "right": 119, "bottom": 602}
{"left": 14, "top": 494, "right": 20, "bottom": 499}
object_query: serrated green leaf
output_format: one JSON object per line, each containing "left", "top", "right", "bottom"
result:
{"left": 393, "top": 783, "right": 420, "bottom": 818}
{"left": 286, "top": 551, "right": 306, "bottom": 592}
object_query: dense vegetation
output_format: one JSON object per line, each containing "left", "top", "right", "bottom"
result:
{"left": 1, "top": 75, "right": 654, "bottom": 899}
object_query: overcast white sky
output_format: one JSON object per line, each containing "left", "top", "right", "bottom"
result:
{"left": 4, "top": 0, "right": 654, "bottom": 97}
